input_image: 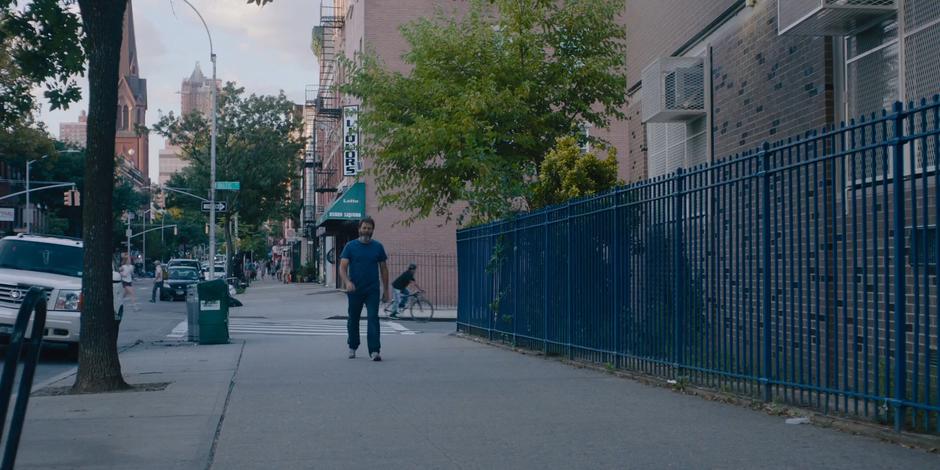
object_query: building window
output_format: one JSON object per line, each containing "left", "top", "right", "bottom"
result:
{"left": 121, "top": 106, "right": 129, "bottom": 131}
{"left": 844, "top": 1, "right": 940, "bottom": 179}
{"left": 577, "top": 122, "right": 591, "bottom": 153}
{"left": 646, "top": 116, "right": 707, "bottom": 178}
{"left": 910, "top": 225, "right": 937, "bottom": 268}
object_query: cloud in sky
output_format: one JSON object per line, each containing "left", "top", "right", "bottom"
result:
{"left": 35, "top": 0, "right": 319, "bottom": 181}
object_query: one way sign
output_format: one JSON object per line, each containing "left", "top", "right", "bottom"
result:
{"left": 201, "top": 201, "right": 227, "bottom": 212}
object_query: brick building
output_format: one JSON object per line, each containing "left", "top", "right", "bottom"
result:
{"left": 306, "top": 0, "right": 473, "bottom": 305}
{"left": 621, "top": 0, "right": 940, "bottom": 403}
{"left": 305, "top": 0, "right": 630, "bottom": 306}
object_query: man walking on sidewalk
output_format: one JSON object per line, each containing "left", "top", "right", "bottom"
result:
{"left": 150, "top": 260, "right": 165, "bottom": 302}
{"left": 339, "top": 217, "right": 390, "bottom": 361}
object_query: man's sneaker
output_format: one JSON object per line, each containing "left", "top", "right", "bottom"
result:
{"left": 370, "top": 352, "right": 382, "bottom": 362}
{"left": 348, "top": 349, "right": 356, "bottom": 359}
{"left": 389, "top": 312, "right": 399, "bottom": 319}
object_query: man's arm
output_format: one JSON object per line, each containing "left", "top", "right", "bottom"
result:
{"left": 339, "top": 258, "right": 354, "bottom": 292}
{"left": 379, "top": 261, "right": 390, "bottom": 302}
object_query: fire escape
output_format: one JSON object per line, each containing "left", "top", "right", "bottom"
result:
{"left": 303, "top": 0, "right": 345, "bottom": 233}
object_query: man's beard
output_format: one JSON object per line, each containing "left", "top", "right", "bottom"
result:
{"left": 359, "top": 234, "right": 372, "bottom": 242}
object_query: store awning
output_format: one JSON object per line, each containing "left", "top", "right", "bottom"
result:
{"left": 317, "top": 182, "right": 366, "bottom": 227}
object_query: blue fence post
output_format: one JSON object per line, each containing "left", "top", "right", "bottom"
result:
{"left": 488, "top": 229, "right": 494, "bottom": 342}
{"left": 567, "top": 201, "right": 573, "bottom": 360}
{"left": 760, "top": 142, "right": 773, "bottom": 402}
{"left": 543, "top": 213, "right": 549, "bottom": 354}
{"left": 614, "top": 190, "right": 621, "bottom": 368}
{"left": 512, "top": 219, "right": 517, "bottom": 347}
{"left": 891, "top": 101, "right": 907, "bottom": 431}
{"left": 673, "top": 168, "right": 685, "bottom": 373}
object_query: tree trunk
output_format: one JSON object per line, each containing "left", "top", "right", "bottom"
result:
{"left": 73, "top": 0, "right": 130, "bottom": 393}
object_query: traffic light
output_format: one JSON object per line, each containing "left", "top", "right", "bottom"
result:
{"left": 63, "top": 189, "right": 80, "bottom": 207}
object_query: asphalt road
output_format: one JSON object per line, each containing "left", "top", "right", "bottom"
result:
{"left": 1, "top": 280, "right": 188, "bottom": 388}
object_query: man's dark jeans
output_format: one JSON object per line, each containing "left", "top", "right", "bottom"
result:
{"left": 347, "top": 288, "right": 380, "bottom": 354}
{"left": 151, "top": 282, "right": 162, "bottom": 302}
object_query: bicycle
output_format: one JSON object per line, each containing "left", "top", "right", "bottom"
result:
{"left": 383, "top": 289, "right": 435, "bottom": 322}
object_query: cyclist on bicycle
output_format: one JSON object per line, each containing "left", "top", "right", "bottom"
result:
{"left": 389, "top": 263, "right": 421, "bottom": 318}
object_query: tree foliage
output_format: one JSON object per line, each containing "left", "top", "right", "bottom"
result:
{"left": 529, "top": 136, "right": 619, "bottom": 210}
{"left": 341, "top": 0, "right": 627, "bottom": 224}
{"left": 152, "top": 82, "right": 303, "bottom": 228}
{"left": 0, "top": 0, "right": 85, "bottom": 128}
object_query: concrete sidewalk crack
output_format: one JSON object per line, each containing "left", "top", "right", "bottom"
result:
{"left": 205, "top": 339, "right": 246, "bottom": 470}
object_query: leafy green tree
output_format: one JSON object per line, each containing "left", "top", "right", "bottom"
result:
{"left": 152, "top": 82, "right": 303, "bottom": 270}
{"left": 530, "top": 136, "right": 620, "bottom": 209}
{"left": 341, "top": 0, "right": 627, "bottom": 224}
{"left": 0, "top": 0, "right": 84, "bottom": 129}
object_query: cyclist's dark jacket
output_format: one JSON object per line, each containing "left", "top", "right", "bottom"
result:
{"left": 392, "top": 270, "right": 414, "bottom": 290}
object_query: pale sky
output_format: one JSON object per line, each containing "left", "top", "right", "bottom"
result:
{"left": 34, "top": 0, "right": 319, "bottom": 181}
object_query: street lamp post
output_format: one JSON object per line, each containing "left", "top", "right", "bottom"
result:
{"left": 141, "top": 208, "right": 152, "bottom": 270}
{"left": 182, "top": 0, "right": 218, "bottom": 279}
{"left": 25, "top": 155, "right": 49, "bottom": 234}
{"left": 25, "top": 149, "right": 81, "bottom": 234}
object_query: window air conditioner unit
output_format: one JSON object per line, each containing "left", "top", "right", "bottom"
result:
{"left": 641, "top": 57, "right": 705, "bottom": 124}
{"left": 778, "top": 0, "right": 896, "bottom": 36}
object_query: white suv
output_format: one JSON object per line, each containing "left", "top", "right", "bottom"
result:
{"left": 0, "top": 234, "right": 124, "bottom": 355}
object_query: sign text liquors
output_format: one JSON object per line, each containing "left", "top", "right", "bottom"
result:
{"left": 343, "top": 106, "right": 360, "bottom": 176}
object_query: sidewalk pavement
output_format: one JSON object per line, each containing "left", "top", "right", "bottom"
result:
{"left": 13, "top": 280, "right": 940, "bottom": 469}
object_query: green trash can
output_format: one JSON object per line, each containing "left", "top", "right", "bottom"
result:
{"left": 197, "top": 279, "right": 229, "bottom": 344}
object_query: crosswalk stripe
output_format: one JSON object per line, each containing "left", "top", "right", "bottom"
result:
{"left": 166, "top": 319, "right": 413, "bottom": 339}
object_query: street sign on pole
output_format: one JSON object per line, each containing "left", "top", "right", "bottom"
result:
{"left": 215, "top": 181, "right": 240, "bottom": 190}
{"left": 201, "top": 201, "right": 227, "bottom": 212}
{"left": 0, "top": 208, "right": 14, "bottom": 222}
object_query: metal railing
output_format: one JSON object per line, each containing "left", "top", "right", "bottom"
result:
{"left": 0, "top": 287, "right": 47, "bottom": 468}
{"left": 458, "top": 97, "right": 940, "bottom": 433}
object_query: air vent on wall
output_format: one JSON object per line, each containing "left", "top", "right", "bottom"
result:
{"left": 641, "top": 57, "right": 706, "bottom": 123}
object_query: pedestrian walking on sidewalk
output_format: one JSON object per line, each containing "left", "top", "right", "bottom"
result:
{"left": 119, "top": 254, "right": 139, "bottom": 311}
{"left": 150, "top": 260, "right": 165, "bottom": 302}
{"left": 339, "top": 216, "right": 390, "bottom": 361}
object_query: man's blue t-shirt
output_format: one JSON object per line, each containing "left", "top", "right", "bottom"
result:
{"left": 340, "top": 239, "right": 388, "bottom": 292}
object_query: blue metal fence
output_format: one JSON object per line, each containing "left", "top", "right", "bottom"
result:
{"left": 457, "top": 98, "right": 940, "bottom": 433}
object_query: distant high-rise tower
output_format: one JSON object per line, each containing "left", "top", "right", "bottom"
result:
{"left": 58, "top": 110, "right": 88, "bottom": 148}
{"left": 159, "top": 63, "right": 221, "bottom": 186}
{"left": 180, "top": 62, "right": 219, "bottom": 117}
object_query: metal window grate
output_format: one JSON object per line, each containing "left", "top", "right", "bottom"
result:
{"left": 779, "top": 0, "right": 898, "bottom": 36}
{"left": 903, "top": 0, "right": 940, "bottom": 31}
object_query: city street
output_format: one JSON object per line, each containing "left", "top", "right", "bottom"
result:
{"left": 10, "top": 279, "right": 939, "bottom": 469}
{"left": 6, "top": 282, "right": 193, "bottom": 387}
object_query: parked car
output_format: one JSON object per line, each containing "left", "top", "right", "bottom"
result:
{"left": 204, "top": 264, "right": 225, "bottom": 280}
{"left": 0, "top": 234, "right": 124, "bottom": 359}
{"left": 161, "top": 267, "right": 201, "bottom": 301}
{"left": 167, "top": 258, "right": 201, "bottom": 271}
